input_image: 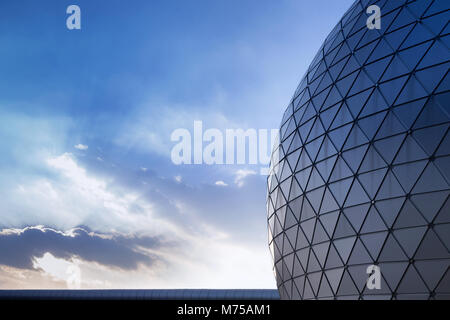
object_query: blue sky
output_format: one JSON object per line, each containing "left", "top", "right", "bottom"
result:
{"left": 0, "top": 0, "right": 354, "bottom": 288}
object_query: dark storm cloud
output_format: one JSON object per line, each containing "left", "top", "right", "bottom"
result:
{"left": 0, "top": 226, "right": 162, "bottom": 270}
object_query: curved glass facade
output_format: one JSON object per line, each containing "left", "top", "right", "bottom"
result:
{"left": 267, "top": 0, "right": 449, "bottom": 300}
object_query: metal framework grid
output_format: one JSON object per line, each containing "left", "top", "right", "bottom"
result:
{"left": 267, "top": 0, "right": 450, "bottom": 300}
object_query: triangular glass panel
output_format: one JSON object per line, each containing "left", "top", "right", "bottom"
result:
{"left": 375, "top": 197, "right": 405, "bottom": 228}
{"left": 411, "top": 191, "right": 449, "bottom": 223}
{"left": 361, "top": 231, "right": 388, "bottom": 261}
{"left": 316, "top": 136, "right": 338, "bottom": 162}
{"left": 312, "top": 221, "right": 330, "bottom": 245}
{"left": 306, "top": 167, "right": 325, "bottom": 191}
{"left": 308, "top": 271, "right": 323, "bottom": 296}
{"left": 334, "top": 213, "right": 356, "bottom": 239}
{"left": 303, "top": 278, "right": 316, "bottom": 299}
{"left": 435, "top": 197, "right": 450, "bottom": 224}
{"left": 330, "top": 103, "right": 354, "bottom": 129}
{"left": 346, "top": 87, "right": 373, "bottom": 117}
{"left": 434, "top": 223, "right": 450, "bottom": 251}
{"left": 282, "top": 233, "right": 295, "bottom": 256}
{"left": 325, "top": 267, "right": 345, "bottom": 294}
{"left": 312, "top": 241, "right": 330, "bottom": 267}
{"left": 289, "top": 195, "right": 303, "bottom": 221}
{"left": 415, "top": 260, "right": 449, "bottom": 291}
{"left": 361, "top": 206, "right": 388, "bottom": 233}
{"left": 298, "top": 118, "right": 315, "bottom": 142}
{"left": 348, "top": 238, "right": 373, "bottom": 264}
{"left": 300, "top": 196, "right": 316, "bottom": 222}
{"left": 381, "top": 54, "right": 410, "bottom": 83}
{"left": 357, "top": 112, "right": 386, "bottom": 141}
{"left": 318, "top": 275, "right": 334, "bottom": 298}
{"left": 379, "top": 75, "right": 408, "bottom": 106}
{"left": 289, "top": 176, "right": 302, "bottom": 201}
{"left": 285, "top": 225, "right": 298, "bottom": 247}
{"left": 384, "top": 24, "right": 414, "bottom": 52}
{"left": 373, "top": 133, "right": 405, "bottom": 164}
{"left": 435, "top": 156, "right": 450, "bottom": 182}
{"left": 378, "top": 234, "right": 408, "bottom": 262}
{"left": 348, "top": 264, "right": 372, "bottom": 292}
{"left": 412, "top": 124, "right": 448, "bottom": 155}
{"left": 329, "top": 177, "right": 353, "bottom": 207}
{"left": 412, "top": 162, "right": 448, "bottom": 193}
{"left": 334, "top": 236, "right": 357, "bottom": 263}
{"left": 415, "top": 62, "right": 449, "bottom": 94}
{"left": 400, "top": 22, "right": 435, "bottom": 49}
{"left": 320, "top": 103, "right": 340, "bottom": 130}
{"left": 345, "top": 178, "right": 371, "bottom": 206}
{"left": 378, "top": 262, "right": 408, "bottom": 291}
{"left": 393, "top": 226, "right": 427, "bottom": 258}
{"left": 342, "top": 144, "right": 368, "bottom": 173}
{"left": 319, "top": 210, "right": 340, "bottom": 237}
{"left": 392, "top": 161, "right": 428, "bottom": 193}
{"left": 319, "top": 188, "right": 340, "bottom": 214}
{"left": 358, "top": 168, "right": 387, "bottom": 199}
{"left": 300, "top": 218, "right": 316, "bottom": 243}
{"left": 367, "top": 38, "right": 395, "bottom": 63}
{"left": 330, "top": 156, "right": 354, "bottom": 181}
{"left": 394, "top": 200, "right": 427, "bottom": 228}
{"left": 397, "top": 41, "right": 431, "bottom": 70}
{"left": 337, "top": 270, "right": 360, "bottom": 295}
{"left": 293, "top": 275, "right": 305, "bottom": 297}
{"left": 349, "top": 69, "right": 375, "bottom": 96}
{"left": 375, "top": 111, "right": 407, "bottom": 140}
{"left": 296, "top": 149, "right": 313, "bottom": 172}
{"left": 305, "top": 136, "right": 324, "bottom": 161}
{"left": 308, "top": 117, "right": 326, "bottom": 142}
{"left": 397, "top": 265, "right": 429, "bottom": 294}
{"left": 315, "top": 156, "right": 337, "bottom": 183}
{"left": 393, "top": 135, "right": 428, "bottom": 164}
{"left": 296, "top": 227, "right": 310, "bottom": 250}
{"left": 415, "top": 229, "right": 450, "bottom": 259}
{"left": 287, "top": 132, "right": 302, "bottom": 154}
{"left": 363, "top": 55, "right": 391, "bottom": 84}
{"left": 306, "top": 187, "right": 325, "bottom": 214}
{"left": 396, "top": 75, "right": 429, "bottom": 105}
{"left": 328, "top": 124, "right": 352, "bottom": 152}
{"left": 344, "top": 204, "right": 370, "bottom": 232}
{"left": 325, "top": 244, "right": 345, "bottom": 269}
{"left": 376, "top": 170, "right": 406, "bottom": 200}
{"left": 418, "top": 38, "right": 449, "bottom": 69}
{"left": 335, "top": 70, "right": 359, "bottom": 97}
{"left": 307, "top": 250, "right": 322, "bottom": 273}
{"left": 359, "top": 144, "right": 388, "bottom": 173}
{"left": 323, "top": 85, "right": 344, "bottom": 110}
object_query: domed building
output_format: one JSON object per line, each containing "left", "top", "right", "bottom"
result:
{"left": 267, "top": 0, "right": 449, "bottom": 299}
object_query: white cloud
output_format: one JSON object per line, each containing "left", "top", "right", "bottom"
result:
{"left": 33, "top": 253, "right": 82, "bottom": 289}
{"left": 74, "top": 144, "right": 88, "bottom": 150}
{"left": 174, "top": 175, "right": 182, "bottom": 183}
{"left": 215, "top": 180, "right": 228, "bottom": 186}
{"left": 234, "top": 169, "right": 257, "bottom": 187}
{"left": 2, "top": 152, "right": 276, "bottom": 289}
{"left": 6, "top": 152, "right": 177, "bottom": 237}
{"left": 140, "top": 167, "right": 148, "bottom": 172}
{"left": 113, "top": 101, "right": 245, "bottom": 158}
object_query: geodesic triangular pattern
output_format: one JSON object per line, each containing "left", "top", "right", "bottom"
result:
{"left": 267, "top": 0, "right": 450, "bottom": 300}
